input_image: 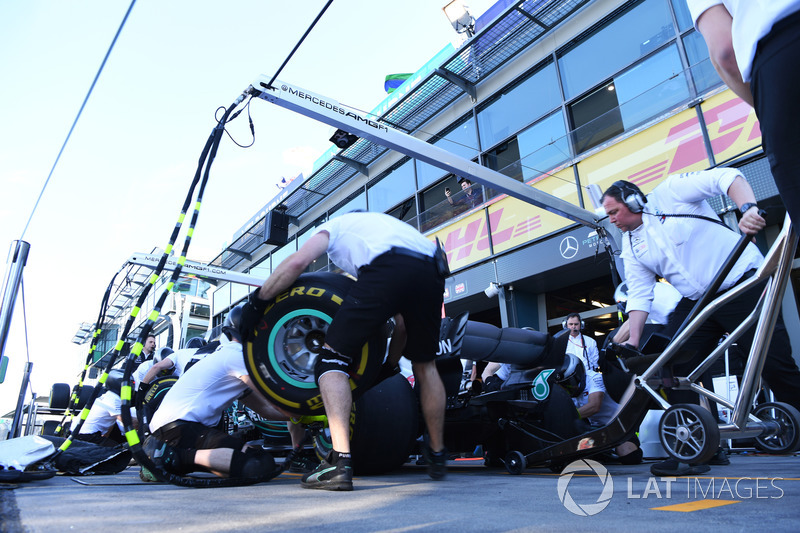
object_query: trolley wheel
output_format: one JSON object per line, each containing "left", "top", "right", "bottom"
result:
{"left": 49, "top": 383, "right": 70, "bottom": 410}
{"left": 658, "top": 404, "right": 720, "bottom": 464}
{"left": 504, "top": 451, "right": 526, "bottom": 475}
{"left": 753, "top": 402, "right": 800, "bottom": 454}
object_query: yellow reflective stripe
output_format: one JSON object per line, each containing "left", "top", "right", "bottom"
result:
{"left": 80, "top": 408, "right": 90, "bottom": 420}
{"left": 115, "top": 339, "right": 126, "bottom": 351}
{"left": 177, "top": 213, "right": 185, "bottom": 223}
{"left": 166, "top": 244, "right": 173, "bottom": 254}
{"left": 187, "top": 228, "right": 194, "bottom": 237}
{"left": 131, "top": 306, "right": 140, "bottom": 317}
{"left": 148, "top": 310, "right": 160, "bottom": 321}
{"left": 59, "top": 439, "right": 73, "bottom": 452}
{"left": 131, "top": 342, "right": 143, "bottom": 355}
{"left": 121, "top": 385, "right": 132, "bottom": 401}
{"left": 195, "top": 201, "right": 201, "bottom": 210}
{"left": 166, "top": 282, "right": 174, "bottom": 292}
{"left": 98, "top": 372, "right": 109, "bottom": 384}
{"left": 149, "top": 273, "right": 158, "bottom": 285}
{"left": 125, "top": 429, "right": 140, "bottom": 447}
{"left": 178, "top": 256, "right": 186, "bottom": 265}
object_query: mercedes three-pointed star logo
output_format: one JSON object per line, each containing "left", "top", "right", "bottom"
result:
{"left": 559, "top": 236, "right": 579, "bottom": 259}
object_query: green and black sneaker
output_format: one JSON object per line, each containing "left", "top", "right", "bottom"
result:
{"left": 301, "top": 454, "right": 353, "bottom": 491}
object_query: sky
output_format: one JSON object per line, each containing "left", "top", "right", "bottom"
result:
{"left": 0, "top": 0, "right": 495, "bottom": 416}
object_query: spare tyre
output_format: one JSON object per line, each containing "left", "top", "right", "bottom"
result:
{"left": 314, "top": 373, "right": 419, "bottom": 475}
{"left": 243, "top": 272, "right": 387, "bottom": 416}
{"left": 72, "top": 384, "right": 95, "bottom": 411}
{"left": 49, "top": 383, "right": 71, "bottom": 410}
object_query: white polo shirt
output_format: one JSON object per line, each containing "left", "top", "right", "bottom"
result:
{"left": 313, "top": 212, "right": 436, "bottom": 277}
{"left": 621, "top": 169, "right": 763, "bottom": 316}
{"left": 687, "top": 0, "right": 800, "bottom": 81}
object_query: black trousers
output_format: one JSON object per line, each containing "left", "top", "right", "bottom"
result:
{"left": 751, "top": 10, "right": 800, "bottom": 234}
{"left": 661, "top": 278, "right": 800, "bottom": 412}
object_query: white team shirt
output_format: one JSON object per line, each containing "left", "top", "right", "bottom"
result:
{"left": 166, "top": 347, "right": 213, "bottom": 377}
{"left": 621, "top": 168, "right": 763, "bottom": 316}
{"left": 149, "top": 342, "right": 249, "bottom": 432}
{"left": 565, "top": 333, "right": 599, "bottom": 372}
{"left": 73, "top": 390, "right": 130, "bottom": 435}
{"left": 312, "top": 212, "right": 436, "bottom": 277}
{"left": 572, "top": 369, "right": 620, "bottom": 426}
{"left": 687, "top": 0, "right": 800, "bottom": 81}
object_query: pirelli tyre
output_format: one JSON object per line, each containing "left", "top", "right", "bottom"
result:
{"left": 49, "top": 383, "right": 71, "bottom": 410}
{"left": 243, "top": 272, "right": 387, "bottom": 416}
{"left": 314, "top": 373, "right": 419, "bottom": 475}
{"left": 137, "top": 375, "right": 179, "bottom": 436}
{"left": 72, "top": 384, "right": 95, "bottom": 411}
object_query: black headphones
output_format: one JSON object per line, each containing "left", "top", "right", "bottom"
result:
{"left": 562, "top": 317, "right": 586, "bottom": 330}
{"left": 611, "top": 180, "right": 647, "bottom": 214}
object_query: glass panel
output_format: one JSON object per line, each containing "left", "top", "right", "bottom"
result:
{"left": 415, "top": 117, "right": 479, "bottom": 188}
{"left": 614, "top": 45, "right": 690, "bottom": 129}
{"left": 387, "top": 198, "right": 418, "bottom": 226}
{"left": 683, "top": 31, "right": 722, "bottom": 93}
{"left": 517, "top": 112, "right": 570, "bottom": 181}
{"left": 329, "top": 192, "right": 366, "bottom": 219}
{"left": 576, "top": 105, "right": 711, "bottom": 200}
{"left": 418, "top": 175, "right": 484, "bottom": 233}
{"left": 368, "top": 160, "right": 415, "bottom": 213}
{"left": 569, "top": 82, "right": 623, "bottom": 153}
{"left": 558, "top": 0, "right": 675, "bottom": 100}
{"left": 671, "top": 0, "right": 693, "bottom": 32}
{"left": 484, "top": 138, "right": 522, "bottom": 201}
{"left": 230, "top": 282, "right": 249, "bottom": 306}
{"left": 249, "top": 261, "right": 271, "bottom": 283}
{"left": 477, "top": 62, "right": 560, "bottom": 150}
{"left": 212, "top": 283, "right": 231, "bottom": 316}
{"left": 570, "top": 46, "right": 690, "bottom": 153}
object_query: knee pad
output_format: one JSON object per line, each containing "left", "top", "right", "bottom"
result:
{"left": 143, "top": 436, "right": 185, "bottom": 474}
{"left": 230, "top": 447, "right": 276, "bottom": 481}
{"left": 314, "top": 348, "right": 352, "bottom": 385}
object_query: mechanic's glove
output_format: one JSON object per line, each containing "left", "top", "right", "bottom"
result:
{"left": 240, "top": 289, "right": 269, "bottom": 343}
{"left": 135, "top": 382, "right": 153, "bottom": 409}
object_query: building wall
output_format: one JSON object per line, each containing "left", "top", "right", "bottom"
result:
{"left": 212, "top": 0, "right": 795, "bottom": 351}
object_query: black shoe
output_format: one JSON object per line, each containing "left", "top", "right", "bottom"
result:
{"left": 650, "top": 458, "right": 711, "bottom": 477}
{"left": 707, "top": 448, "right": 730, "bottom": 466}
{"left": 619, "top": 448, "right": 644, "bottom": 465}
{"left": 301, "top": 456, "right": 353, "bottom": 491}
{"left": 288, "top": 452, "right": 320, "bottom": 474}
{"left": 422, "top": 444, "right": 448, "bottom": 480}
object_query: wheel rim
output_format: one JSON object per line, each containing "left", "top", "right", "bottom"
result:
{"left": 756, "top": 404, "right": 797, "bottom": 452}
{"left": 267, "top": 309, "right": 332, "bottom": 389}
{"left": 660, "top": 407, "right": 710, "bottom": 461}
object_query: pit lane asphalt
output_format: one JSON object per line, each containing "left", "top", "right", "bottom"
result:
{"left": 2, "top": 452, "right": 798, "bottom": 532}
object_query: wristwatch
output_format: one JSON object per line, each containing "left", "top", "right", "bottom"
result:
{"left": 740, "top": 202, "right": 758, "bottom": 214}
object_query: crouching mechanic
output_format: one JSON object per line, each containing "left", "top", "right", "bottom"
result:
{"left": 242, "top": 211, "right": 449, "bottom": 491}
{"left": 144, "top": 305, "right": 300, "bottom": 481}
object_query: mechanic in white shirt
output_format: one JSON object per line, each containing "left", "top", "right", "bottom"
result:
{"left": 687, "top": 0, "right": 800, "bottom": 233}
{"left": 244, "top": 211, "right": 449, "bottom": 490}
{"left": 564, "top": 313, "right": 599, "bottom": 372}
{"left": 145, "top": 306, "right": 297, "bottom": 481}
{"left": 601, "top": 169, "right": 800, "bottom": 410}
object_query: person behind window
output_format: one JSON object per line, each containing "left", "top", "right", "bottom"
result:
{"left": 445, "top": 178, "right": 482, "bottom": 209}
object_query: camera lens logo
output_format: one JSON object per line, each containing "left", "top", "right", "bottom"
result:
{"left": 557, "top": 458, "right": 614, "bottom": 516}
